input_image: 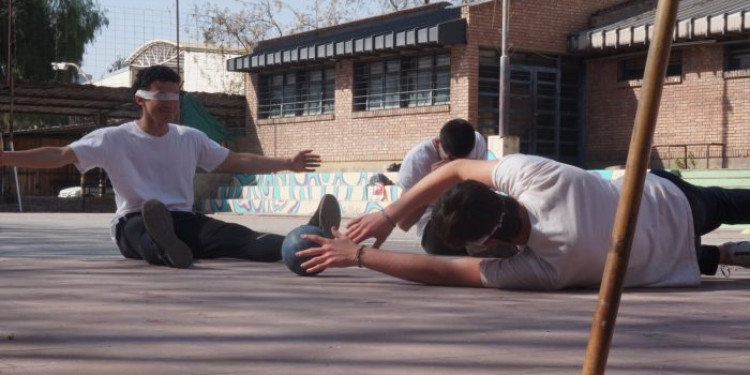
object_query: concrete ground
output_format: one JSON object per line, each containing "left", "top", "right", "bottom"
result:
{"left": 0, "top": 212, "right": 748, "bottom": 375}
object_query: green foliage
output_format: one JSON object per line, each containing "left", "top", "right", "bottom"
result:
{"left": 0, "top": 0, "right": 108, "bottom": 81}
{"left": 106, "top": 56, "right": 127, "bottom": 73}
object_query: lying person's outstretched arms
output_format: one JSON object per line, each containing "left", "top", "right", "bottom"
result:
{"left": 299, "top": 228, "right": 484, "bottom": 287}
{"left": 345, "top": 159, "right": 500, "bottom": 248}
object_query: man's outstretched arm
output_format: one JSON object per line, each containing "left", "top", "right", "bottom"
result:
{"left": 346, "top": 159, "right": 499, "bottom": 247}
{"left": 299, "top": 228, "right": 484, "bottom": 287}
{"left": 214, "top": 149, "right": 321, "bottom": 174}
{"left": 1, "top": 147, "right": 78, "bottom": 169}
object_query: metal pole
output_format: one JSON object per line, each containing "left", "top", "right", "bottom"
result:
{"left": 176, "top": 0, "right": 180, "bottom": 77}
{"left": 581, "top": 1, "right": 680, "bottom": 374}
{"left": 175, "top": 0, "right": 181, "bottom": 124}
{"left": 498, "top": 0, "right": 510, "bottom": 136}
{"left": 6, "top": 0, "right": 22, "bottom": 211}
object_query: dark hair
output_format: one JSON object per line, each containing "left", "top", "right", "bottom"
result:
{"left": 130, "top": 66, "right": 180, "bottom": 96}
{"left": 430, "top": 180, "right": 521, "bottom": 248}
{"left": 439, "top": 119, "right": 477, "bottom": 158}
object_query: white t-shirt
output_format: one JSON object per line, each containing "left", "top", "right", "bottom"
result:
{"left": 69, "top": 121, "right": 230, "bottom": 238}
{"left": 397, "top": 132, "right": 487, "bottom": 237}
{"left": 480, "top": 154, "right": 700, "bottom": 290}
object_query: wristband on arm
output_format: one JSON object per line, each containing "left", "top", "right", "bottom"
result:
{"left": 355, "top": 244, "right": 366, "bottom": 268}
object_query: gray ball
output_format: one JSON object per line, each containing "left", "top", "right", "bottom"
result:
{"left": 281, "top": 225, "right": 328, "bottom": 276}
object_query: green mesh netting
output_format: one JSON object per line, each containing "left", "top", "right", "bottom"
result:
{"left": 180, "top": 93, "right": 241, "bottom": 143}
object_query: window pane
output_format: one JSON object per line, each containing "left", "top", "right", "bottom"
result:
{"left": 478, "top": 48, "right": 500, "bottom": 135}
{"left": 258, "top": 66, "right": 335, "bottom": 119}
{"left": 387, "top": 59, "right": 400, "bottom": 72}
{"left": 620, "top": 52, "right": 681, "bottom": 80}
{"left": 436, "top": 54, "right": 451, "bottom": 67}
{"left": 479, "top": 49, "right": 497, "bottom": 65}
{"left": 418, "top": 56, "right": 432, "bottom": 69}
{"left": 728, "top": 43, "right": 750, "bottom": 71}
{"left": 353, "top": 51, "right": 451, "bottom": 111}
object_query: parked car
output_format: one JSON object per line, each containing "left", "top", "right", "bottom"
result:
{"left": 58, "top": 184, "right": 113, "bottom": 198}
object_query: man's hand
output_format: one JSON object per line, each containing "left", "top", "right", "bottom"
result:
{"left": 345, "top": 210, "right": 395, "bottom": 248}
{"left": 298, "top": 228, "right": 358, "bottom": 274}
{"left": 288, "top": 150, "right": 321, "bottom": 172}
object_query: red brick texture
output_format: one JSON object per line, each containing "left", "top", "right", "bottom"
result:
{"left": 236, "top": 0, "right": 750, "bottom": 168}
{"left": 587, "top": 44, "right": 750, "bottom": 168}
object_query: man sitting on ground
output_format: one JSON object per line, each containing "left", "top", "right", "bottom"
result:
{"left": 0, "top": 65, "right": 340, "bottom": 269}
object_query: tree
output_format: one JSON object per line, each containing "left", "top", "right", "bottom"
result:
{"left": 288, "top": 0, "right": 362, "bottom": 33}
{"left": 192, "top": 0, "right": 288, "bottom": 53}
{"left": 106, "top": 56, "right": 127, "bottom": 74}
{"left": 378, "top": 0, "right": 431, "bottom": 11}
{"left": 0, "top": 0, "right": 108, "bottom": 82}
{"left": 191, "top": 0, "right": 480, "bottom": 54}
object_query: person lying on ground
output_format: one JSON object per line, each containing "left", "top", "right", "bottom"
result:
{"left": 297, "top": 155, "right": 750, "bottom": 289}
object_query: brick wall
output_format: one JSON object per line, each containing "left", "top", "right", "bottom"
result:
{"left": 234, "top": 0, "right": 631, "bottom": 165}
{"left": 466, "top": 0, "right": 630, "bottom": 55}
{"left": 241, "top": 50, "right": 472, "bottom": 164}
{"left": 238, "top": 0, "right": 750, "bottom": 167}
{"left": 586, "top": 44, "right": 750, "bottom": 168}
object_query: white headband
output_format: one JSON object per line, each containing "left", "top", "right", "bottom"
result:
{"left": 135, "top": 89, "right": 180, "bottom": 101}
{"left": 465, "top": 212, "right": 506, "bottom": 248}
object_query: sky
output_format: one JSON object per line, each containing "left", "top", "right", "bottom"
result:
{"left": 81, "top": 0, "right": 396, "bottom": 80}
{"left": 81, "top": 0, "right": 310, "bottom": 80}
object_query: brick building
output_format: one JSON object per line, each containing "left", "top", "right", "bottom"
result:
{"left": 227, "top": 0, "right": 750, "bottom": 169}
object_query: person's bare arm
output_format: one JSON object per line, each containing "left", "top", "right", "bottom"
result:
{"left": 397, "top": 204, "right": 428, "bottom": 231}
{"left": 346, "top": 159, "right": 499, "bottom": 247}
{"left": 214, "top": 149, "right": 320, "bottom": 174}
{"left": 0, "top": 147, "right": 78, "bottom": 169}
{"left": 299, "top": 228, "right": 484, "bottom": 287}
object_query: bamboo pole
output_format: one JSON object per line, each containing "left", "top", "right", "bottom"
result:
{"left": 581, "top": 0, "right": 680, "bottom": 374}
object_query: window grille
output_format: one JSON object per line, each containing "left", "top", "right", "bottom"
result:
{"left": 354, "top": 52, "right": 450, "bottom": 111}
{"left": 258, "top": 67, "right": 335, "bottom": 119}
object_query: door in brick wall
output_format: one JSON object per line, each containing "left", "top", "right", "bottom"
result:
{"left": 508, "top": 57, "right": 582, "bottom": 166}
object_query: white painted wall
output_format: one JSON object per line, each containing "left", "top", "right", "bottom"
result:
{"left": 93, "top": 69, "right": 132, "bottom": 88}
{"left": 182, "top": 51, "right": 244, "bottom": 94}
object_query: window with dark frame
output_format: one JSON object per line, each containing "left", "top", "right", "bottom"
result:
{"left": 478, "top": 48, "right": 500, "bottom": 137}
{"left": 618, "top": 50, "right": 682, "bottom": 81}
{"left": 257, "top": 67, "right": 335, "bottom": 119}
{"left": 727, "top": 43, "right": 750, "bottom": 71}
{"left": 353, "top": 52, "right": 450, "bottom": 111}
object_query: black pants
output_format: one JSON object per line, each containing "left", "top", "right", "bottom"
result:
{"left": 115, "top": 211, "right": 284, "bottom": 265}
{"left": 650, "top": 169, "right": 750, "bottom": 275}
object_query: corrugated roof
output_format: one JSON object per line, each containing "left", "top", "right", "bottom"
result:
{"left": 227, "top": 2, "right": 466, "bottom": 73}
{"left": 570, "top": 0, "right": 750, "bottom": 53}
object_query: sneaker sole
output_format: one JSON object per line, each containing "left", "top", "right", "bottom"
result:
{"left": 142, "top": 200, "right": 193, "bottom": 269}
{"left": 317, "top": 194, "right": 341, "bottom": 237}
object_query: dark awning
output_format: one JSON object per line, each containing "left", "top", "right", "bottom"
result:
{"left": 227, "top": 2, "right": 466, "bottom": 73}
{"left": 570, "top": 0, "right": 750, "bottom": 53}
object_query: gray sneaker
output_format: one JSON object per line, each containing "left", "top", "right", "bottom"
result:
{"left": 725, "top": 241, "right": 750, "bottom": 268}
{"left": 307, "top": 194, "right": 341, "bottom": 237}
{"left": 142, "top": 200, "right": 193, "bottom": 269}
